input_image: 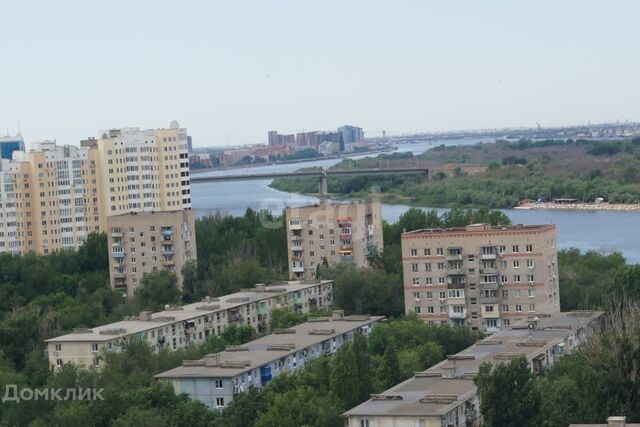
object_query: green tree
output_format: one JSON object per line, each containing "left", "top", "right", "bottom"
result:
{"left": 378, "top": 337, "right": 401, "bottom": 389}
{"left": 329, "top": 343, "right": 359, "bottom": 409}
{"left": 352, "top": 332, "right": 373, "bottom": 402}
{"left": 134, "top": 271, "right": 181, "bottom": 311}
{"left": 269, "top": 308, "right": 307, "bottom": 330}
{"left": 474, "top": 357, "right": 540, "bottom": 427}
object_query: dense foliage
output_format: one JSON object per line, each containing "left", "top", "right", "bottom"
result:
{"left": 475, "top": 299, "right": 640, "bottom": 426}
{"left": 270, "top": 138, "right": 640, "bottom": 208}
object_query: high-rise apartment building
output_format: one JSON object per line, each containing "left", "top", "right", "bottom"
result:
{"left": 401, "top": 223, "right": 560, "bottom": 333}
{"left": 0, "top": 134, "right": 25, "bottom": 160}
{"left": 0, "top": 122, "right": 195, "bottom": 295}
{"left": 285, "top": 200, "right": 383, "bottom": 280}
{"left": 338, "top": 125, "right": 364, "bottom": 152}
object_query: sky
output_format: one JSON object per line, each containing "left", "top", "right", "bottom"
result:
{"left": 1, "top": 1, "right": 639, "bottom": 148}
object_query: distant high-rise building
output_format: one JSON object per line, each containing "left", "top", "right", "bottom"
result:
{"left": 0, "top": 134, "right": 25, "bottom": 160}
{"left": 338, "top": 125, "right": 364, "bottom": 153}
{"left": 187, "top": 135, "right": 193, "bottom": 153}
{"left": 296, "top": 131, "right": 318, "bottom": 148}
{"left": 268, "top": 130, "right": 281, "bottom": 146}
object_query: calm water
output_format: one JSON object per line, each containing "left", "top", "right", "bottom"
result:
{"left": 191, "top": 139, "right": 640, "bottom": 263}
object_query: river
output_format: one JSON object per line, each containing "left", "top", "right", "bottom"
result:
{"left": 191, "top": 139, "right": 640, "bottom": 263}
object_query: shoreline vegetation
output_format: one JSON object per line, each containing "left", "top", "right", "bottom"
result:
{"left": 270, "top": 138, "right": 640, "bottom": 210}
{"left": 515, "top": 200, "right": 640, "bottom": 211}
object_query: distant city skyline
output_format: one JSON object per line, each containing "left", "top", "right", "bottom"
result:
{"left": 2, "top": 1, "right": 639, "bottom": 148}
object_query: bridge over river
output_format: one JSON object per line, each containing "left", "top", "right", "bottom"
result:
{"left": 190, "top": 167, "right": 430, "bottom": 197}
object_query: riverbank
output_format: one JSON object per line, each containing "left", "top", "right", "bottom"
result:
{"left": 515, "top": 201, "right": 640, "bottom": 211}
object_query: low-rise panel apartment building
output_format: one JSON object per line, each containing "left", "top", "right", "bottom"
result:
{"left": 345, "top": 311, "right": 603, "bottom": 427}
{"left": 155, "top": 311, "right": 383, "bottom": 410}
{"left": 402, "top": 223, "right": 560, "bottom": 333}
{"left": 45, "top": 281, "right": 333, "bottom": 370}
{"left": 285, "top": 200, "right": 383, "bottom": 280}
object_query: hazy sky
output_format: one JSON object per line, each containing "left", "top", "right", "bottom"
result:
{"left": 1, "top": 1, "right": 638, "bottom": 147}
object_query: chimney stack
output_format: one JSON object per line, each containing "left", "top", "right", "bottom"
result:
{"left": 608, "top": 416, "right": 626, "bottom": 427}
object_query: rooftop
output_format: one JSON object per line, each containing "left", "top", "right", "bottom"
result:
{"left": 46, "top": 281, "right": 332, "bottom": 343}
{"left": 155, "top": 315, "right": 384, "bottom": 379}
{"left": 344, "top": 310, "right": 603, "bottom": 418}
{"left": 402, "top": 223, "right": 555, "bottom": 237}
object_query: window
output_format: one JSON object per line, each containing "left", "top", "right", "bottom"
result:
{"left": 438, "top": 277, "right": 446, "bottom": 284}
{"left": 528, "top": 274, "right": 534, "bottom": 283}
{"left": 215, "top": 397, "right": 225, "bottom": 407}
{"left": 439, "top": 291, "right": 446, "bottom": 300}
{"left": 529, "top": 304, "right": 536, "bottom": 312}
{"left": 485, "top": 305, "right": 495, "bottom": 312}
{"left": 436, "top": 248, "right": 443, "bottom": 255}
{"left": 485, "top": 318, "right": 498, "bottom": 328}
{"left": 501, "top": 304, "right": 509, "bottom": 312}
{"left": 437, "top": 262, "right": 444, "bottom": 270}
{"left": 214, "top": 380, "right": 223, "bottom": 389}
{"left": 412, "top": 277, "right": 420, "bottom": 285}
{"left": 425, "top": 263, "right": 432, "bottom": 271}
{"left": 501, "top": 289, "right": 509, "bottom": 298}
{"left": 425, "top": 277, "right": 433, "bottom": 285}
{"left": 528, "top": 289, "right": 536, "bottom": 298}
{"left": 414, "top": 306, "right": 421, "bottom": 314}
{"left": 91, "top": 344, "right": 99, "bottom": 352}
{"left": 514, "top": 289, "right": 521, "bottom": 297}
{"left": 411, "top": 263, "right": 418, "bottom": 272}
{"left": 515, "top": 304, "right": 523, "bottom": 312}
{"left": 360, "top": 419, "right": 370, "bottom": 427}
{"left": 410, "top": 249, "right": 417, "bottom": 256}
{"left": 526, "top": 259, "right": 534, "bottom": 268}
{"left": 427, "top": 306, "right": 435, "bottom": 314}
{"left": 56, "top": 359, "right": 63, "bottom": 366}
{"left": 514, "top": 275, "right": 521, "bottom": 283}
{"left": 424, "top": 248, "right": 431, "bottom": 256}
{"left": 512, "top": 245, "right": 519, "bottom": 253}
{"left": 55, "top": 344, "right": 62, "bottom": 351}
{"left": 526, "top": 244, "right": 533, "bottom": 252}
{"left": 413, "top": 292, "right": 421, "bottom": 299}
{"left": 426, "top": 291, "right": 433, "bottom": 299}
{"left": 512, "top": 260, "right": 520, "bottom": 268}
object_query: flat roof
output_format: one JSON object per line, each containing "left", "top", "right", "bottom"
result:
{"left": 344, "top": 311, "right": 603, "bottom": 418}
{"left": 154, "top": 315, "right": 384, "bottom": 379}
{"left": 402, "top": 223, "right": 555, "bottom": 237}
{"left": 46, "top": 281, "right": 333, "bottom": 343}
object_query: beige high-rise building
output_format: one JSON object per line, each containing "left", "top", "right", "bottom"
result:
{"left": 0, "top": 122, "right": 195, "bottom": 296}
{"left": 285, "top": 200, "right": 383, "bottom": 280}
{"left": 401, "top": 223, "right": 560, "bottom": 333}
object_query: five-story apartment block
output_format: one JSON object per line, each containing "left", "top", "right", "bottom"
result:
{"left": 402, "top": 223, "right": 559, "bottom": 333}
{"left": 285, "top": 200, "right": 383, "bottom": 280}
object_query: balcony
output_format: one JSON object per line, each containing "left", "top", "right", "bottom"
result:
{"left": 113, "top": 271, "right": 126, "bottom": 279}
{"left": 292, "top": 264, "right": 305, "bottom": 273}
{"left": 161, "top": 229, "right": 173, "bottom": 237}
{"left": 447, "top": 269, "right": 464, "bottom": 276}
{"left": 161, "top": 248, "right": 175, "bottom": 256}
{"left": 113, "top": 282, "right": 127, "bottom": 290}
{"left": 480, "top": 267, "right": 498, "bottom": 275}
{"left": 112, "top": 251, "right": 125, "bottom": 259}
{"left": 447, "top": 282, "right": 466, "bottom": 290}
{"left": 446, "top": 254, "right": 463, "bottom": 261}
{"left": 290, "top": 235, "right": 302, "bottom": 242}
{"left": 339, "top": 233, "right": 352, "bottom": 240}
{"left": 291, "top": 246, "right": 303, "bottom": 253}
{"left": 481, "top": 253, "right": 497, "bottom": 260}
{"left": 481, "top": 295, "right": 499, "bottom": 304}
{"left": 480, "top": 281, "right": 499, "bottom": 290}
{"left": 163, "top": 258, "right": 175, "bottom": 267}
{"left": 341, "top": 255, "right": 354, "bottom": 263}
{"left": 449, "top": 307, "right": 467, "bottom": 319}
{"left": 291, "top": 256, "right": 301, "bottom": 262}
{"left": 110, "top": 231, "right": 123, "bottom": 238}
{"left": 289, "top": 222, "right": 302, "bottom": 230}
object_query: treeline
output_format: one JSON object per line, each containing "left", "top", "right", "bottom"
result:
{"left": 270, "top": 138, "right": 640, "bottom": 207}
{"left": 475, "top": 299, "right": 640, "bottom": 426}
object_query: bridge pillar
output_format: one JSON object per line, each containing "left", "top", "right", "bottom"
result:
{"left": 318, "top": 172, "right": 328, "bottom": 200}
{"left": 423, "top": 169, "right": 430, "bottom": 183}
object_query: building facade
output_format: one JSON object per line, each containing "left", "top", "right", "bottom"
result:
{"left": 402, "top": 224, "right": 560, "bottom": 333}
{"left": 345, "top": 311, "right": 603, "bottom": 427}
{"left": 285, "top": 200, "right": 383, "bottom": 280}
{"left": 45, "top": 281, "right": 334, "bottom": 370}
{"left": 338, "top": 125, "right": 365, "bottom": 152}
{"left": 107, "top": 210, "right": 196, "bottom": 297}
{"left": 0, "top": 134, "right": 25, "bottom": 160}
{"left": 156, "top": 311, "right": 382, "bottom": 410}
{"left": 0, "top": 122, "right": 194, "bottom": 295}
